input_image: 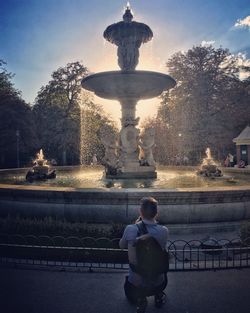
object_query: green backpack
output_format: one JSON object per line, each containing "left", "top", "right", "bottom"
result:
{"left": 132, "top": 221, "right": 169, "bottom": 279}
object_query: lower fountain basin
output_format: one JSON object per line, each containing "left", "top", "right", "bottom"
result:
{"left": 81, "top": 70, "right": 176, "bottom": 100}
{"left": 0, "top": 166, "right": 250, "bottom": 234}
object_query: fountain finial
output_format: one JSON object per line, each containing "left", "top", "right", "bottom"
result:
{"left": 123, "top": 3, "right": 133, "bottom": 23}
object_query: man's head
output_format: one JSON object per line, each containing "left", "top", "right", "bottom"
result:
{"left": 140, "top": 197, "right": 158, "bottom": 220}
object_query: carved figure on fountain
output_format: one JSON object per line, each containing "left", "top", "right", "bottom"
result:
{"left": 121, "top": 116, "right": 140, "bottom": 127}
{"left": 117, "top": 36, "right": 140, "bottom": 70}
{"left": 99, "top": 128, "right": 118, "bottom": 172}
{"left": 139, "top": 128, "right": 156, "bottom": 166}
{"left": 103, "top": 6, "right": 153, "bottom": 71}
{"left": 120, "top": 125, "right": 140, "bottom": 163}
{"left": 26, "top": 149, "right": 56, "bottom": 182}
{"left": 197, "top": 148, "right": 223, "bottom": 177}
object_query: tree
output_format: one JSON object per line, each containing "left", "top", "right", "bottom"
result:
{"left": 80, "top": 101, "right": 118, "bottom": 164}
{"left": 33, "top": 61, "right": 117, "bottom": 165}
{"left": 156, "top": 46, "right": 250, "bottom": 164}
{"left": 0, "top": 60, "right": 38, "bottom": 168}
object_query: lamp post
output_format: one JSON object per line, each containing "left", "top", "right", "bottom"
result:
{"left": 16, "top": 130, "right": 20, "bottom": 168}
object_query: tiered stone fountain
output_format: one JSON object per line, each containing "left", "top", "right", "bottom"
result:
{"left": 82, "top": 5, "right": 176, "bottom": 178}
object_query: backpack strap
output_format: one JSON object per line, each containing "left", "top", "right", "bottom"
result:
{"left": 136, "top": 221, "right": 148, "bottom": 236}
{"left": 130, "top": 221, "right": 148, "bottom": 274}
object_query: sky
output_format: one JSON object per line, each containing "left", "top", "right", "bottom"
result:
{"left": 1, "top": 0, "right": 250, "bottom": 124}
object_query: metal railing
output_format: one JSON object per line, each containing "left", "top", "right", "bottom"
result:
{"left": 0, "top": 234, "right": 249, "bottom": 271}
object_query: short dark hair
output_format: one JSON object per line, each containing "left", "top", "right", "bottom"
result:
{"left": 140, "top": 197, "right": 158, "bottom": 219}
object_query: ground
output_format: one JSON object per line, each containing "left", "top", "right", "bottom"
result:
{"left": 0, "top": 266, "right": 249, "bottom": 313}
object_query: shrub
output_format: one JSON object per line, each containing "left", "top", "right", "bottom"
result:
{"left": 0, "top": 215, "right": 126, "bottom": 239}
{"left": 240, "top": 221, "right": 250, "bottom": 244}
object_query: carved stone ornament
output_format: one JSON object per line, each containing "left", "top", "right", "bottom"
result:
{"left": 99, "top": 128, "right": 118, "bottom": 168}
{"left": 139, "top": 127, "right": 156, "bottom": 166}
{"left": 120, "top": 125, "right": 140, "bottom": 154}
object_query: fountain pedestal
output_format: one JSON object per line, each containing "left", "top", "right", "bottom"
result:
{"left": 82, "top": 71, "right": 175, "bottom": 178}
{"left": 118, "top": 97, "right": 154, "bottom": 178}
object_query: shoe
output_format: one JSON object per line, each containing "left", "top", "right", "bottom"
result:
{"left": 154, "top": 291, "right": 166, "bottom": 308}
{"left": 136, "top": 297, "right": 147, "bottom": 313}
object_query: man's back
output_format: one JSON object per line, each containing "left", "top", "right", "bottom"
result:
{"left": 120, "top": 197, "right": 168, "bottom": 312}
{"left": 120, "top": 219, "right": 168, "bottom": 287}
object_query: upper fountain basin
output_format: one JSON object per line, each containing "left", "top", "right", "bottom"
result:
{"left": 81, "top": 71, "right": 176, "bottom": 100}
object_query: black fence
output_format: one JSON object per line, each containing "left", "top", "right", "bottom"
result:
{"left": 0, "top": 234, "right": 249, "bottom": 271}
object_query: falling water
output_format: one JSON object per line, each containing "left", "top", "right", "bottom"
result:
{"left": 80, "top": 105, "right": 87, "bottom": 165}
{"left": 34, "top": 149, "right": 47, "bottom": 166}
{"left": 79, "top": 97, "right": 95, "bottom": 165}
{"left": 202, "top": 147, "right": 216, "bottom": 166}
{"left": 205, "top": 147, "right": 212, "bottom": 160}
{"left": 36, "top": 149, "right": 45, "bottom": 161}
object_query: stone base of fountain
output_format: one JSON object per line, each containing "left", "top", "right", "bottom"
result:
{"left": 33, "top": 165, "right": 49, "bottom": 175}
{"left": 26, "top": 169, "right": 56, "bottom": 182}
{"left": 1, "top": 183, "right": 250, "bottom": 235}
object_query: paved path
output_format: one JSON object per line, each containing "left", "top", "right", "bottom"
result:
{"left": 0, "top": 266, "right": 249, "bottom": 313}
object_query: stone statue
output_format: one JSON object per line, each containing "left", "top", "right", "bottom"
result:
{"left": 120, "top": 125, "right": 140, "bottom": 163}
{"left": 121, "top": 116, "right": 140, "bottom": 127}
{"left": 117, "top": 36, "right": 140, "bottom": 71}
{"left": 139, "top": 128, "right": 156, "bottom": 166}
{"left": 197, "top": 148, "right": 223, "bottom": 177}
{"left": 99, "top": 128, "right": 118, "bottom": 174}
{"left": 26, "top": 149, "right": 56, "bottom": 182}
{"left": 103, "top": 6, "right": 153, "bottom": 71}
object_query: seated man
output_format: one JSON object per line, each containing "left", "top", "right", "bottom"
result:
{"left": 119, "top": 197, "right": 169, "bottom": 313}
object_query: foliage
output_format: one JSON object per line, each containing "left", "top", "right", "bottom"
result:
{"left": 80, "top": 101, "right": 118, "bottom": 164}
{"left": 0, "top": 60, "right": 38, "bottom": 168}
{"left": 0, "top": 215, "right": 126, "bottom": 239}
{"left": 150, "top": 46, "right": 250, "bottom": 164}
{"left": 33, "top": 61, "right": 117, "bottom": 165}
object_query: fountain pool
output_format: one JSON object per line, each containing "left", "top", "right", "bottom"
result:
{"left": 0, "top": 166, "right": 250, "bottom": 235}
{"left": 0, "top": 166, "right": 249, "bottom": 189}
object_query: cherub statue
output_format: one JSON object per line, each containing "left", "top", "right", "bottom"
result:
{"left": 120, "top": 125, "right": 140, "bottom": 164}
{"left": 139, "top": 128, "right": 156, "bottom": 166}
{"left": 99, "top": 127, "right": 118, "bottom": 172}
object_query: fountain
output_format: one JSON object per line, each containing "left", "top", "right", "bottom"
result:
{"left": 197, "top": 148, "right": 223, "bottom": 178}
{"left": 81, "top": 4, "right": 176, "bottom": 178}
{"left": 0, "top": 5, "right": 250, "bottom": 235}
{"left": 26, "top": 149, "right": 56, "bottom": 182}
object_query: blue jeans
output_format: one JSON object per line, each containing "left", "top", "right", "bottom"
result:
{"left": 124, "top": 274, "right": 168, "bottom": 304}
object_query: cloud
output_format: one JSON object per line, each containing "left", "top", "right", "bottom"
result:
{"left": 234, "top": 16, "right": 250, "bottom": 29}
{"left": 201, "top": 40, "right": 215, "bottom": 47}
